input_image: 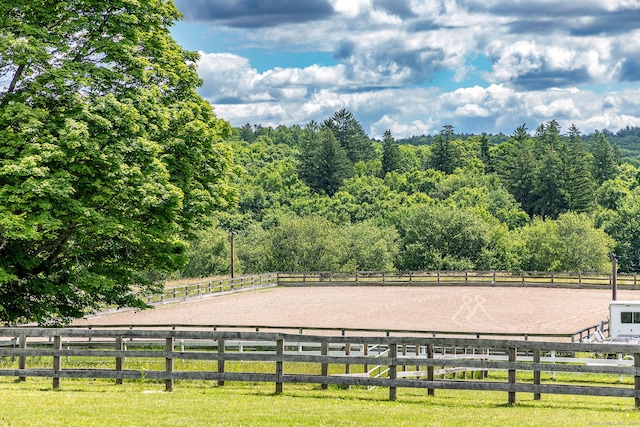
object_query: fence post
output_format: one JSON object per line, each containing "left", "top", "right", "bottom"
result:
{"left": 364, "top": 344, "right": 369, "bottom": 375}
{"left": 18, "top": 334, "right": 26, "bottom": 382}
{"left": 427, "top": 343, "right": 435, "bottom": 396}
{"left": 165, "top": 337, "right": 174, "bottom": 392}
{"left": 533, "top": 348, "right": 541, "bottom": 400}
{"left": 321, "top": 341, "right": 329, "bottom": 390}
{"left": 276, "top": 339, "right": 284, "bottom": 394}
{"left": 115, "top": 336, "right": 123, "bottom": 385}
{"left": 53, "top": 335, "right": 62, "bottom": 389}
{"left": 345, "top": 343, "right": 351, "bottom": 390}
{"left": 508, "top": 347, "right": 517, "bottom": 405}
{"left": 389, "top": 343, "right": 397, "bottom": 401}
{"left": 218, "top": 338, "right": 226, "bottom": 386}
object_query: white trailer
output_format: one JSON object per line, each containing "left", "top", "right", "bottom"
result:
{"left": 609, "top": 301, "right": 640, "bottom": 338}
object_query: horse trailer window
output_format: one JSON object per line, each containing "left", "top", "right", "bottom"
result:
{"left": 634, "top": 312, "right": 640, "bottom": 323}
{"left": 622, "top": 312, "right": 633, "bottom": 323}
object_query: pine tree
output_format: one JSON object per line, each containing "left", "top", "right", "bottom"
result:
{"left": 381, "top": 129, "right": 401, "bottom": 176}
{"left": 565, "top": 124, "right": 596, "bottom": 212}
{"left": 430, "top": 125, "right": 459, "bottom": 174}
{"left": 591, "top": 131, "right": 618, "bottom": 184}
{"left": 298, "top": 127, "right": 352, "bottom": 196}
{"left": 323, "top": 109, "right": 375, "bottom": 163}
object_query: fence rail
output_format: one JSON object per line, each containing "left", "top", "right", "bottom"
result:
{"left": 2, "top": 328, "right": 640, "bottom": 407}
{"left": 275, "top": 270, "right": 639, "bottom": 289}
{"left": 143, "top": 271, "right": 638, "bottom": 308}
{"left": 60, "top": 322, "right": 609, "bottom": 344}
{"left": 141, "top": 273, "right": 278, "bottom": 305}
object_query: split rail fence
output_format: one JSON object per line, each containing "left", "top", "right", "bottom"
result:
{"left": 1, "top": 327, "right": 640, "bottom": 407}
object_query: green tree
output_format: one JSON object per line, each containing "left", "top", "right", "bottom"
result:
{"left": 429, "top": 125, "right": 460, "bottom": 174}
{"left": 342, "top": 220, "right": 400, "bottom": 271}
{"left": 494, "top": 125, "right": 537, "bottom": 215}
{"left": 298, "top": 127, "right": 352, "bottom": 196}
{"left": 0, "top": 0, "right": 234, "bottom": 324}
{"left": 479, "top": 133, "right": 493, "bottom": 173}
{"left": 604, "top": 191, "right": 640, "bottom": 272}
{"left": 239, "top": 215, "right": 349, "bottom": 272}
{"left": 397, "top": 204, "right": 513, "bottom": 271}
{"left": 591, "top": 131, "right": 618, "bottom": 184}
{"left": 181, "top": 226, "right": 232, "bottom": 278}
{"left": 323, "top": 108, "right": 375, "bottom": 163}
{"left": 381, "top": 129, "right": 401, "bottom": 176}
{"left": 565, "top": 124, "right": 596, "bottom": 212}
{"left": 514, "top": 213, "right": 614, "bottom": 272}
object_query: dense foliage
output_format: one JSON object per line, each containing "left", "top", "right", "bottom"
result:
{"left": 0, "top": 0, "right": 234, "bottom": 324}
{"left": 182, "top": 113, "right": 640, "bottom": 279}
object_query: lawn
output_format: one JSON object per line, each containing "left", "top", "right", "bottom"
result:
{"left": 1, "top": 377, "right": 639, "bottom": 427}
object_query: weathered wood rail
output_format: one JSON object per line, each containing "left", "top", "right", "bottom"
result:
{"left": 276, "top": 270, "right": 640, "bottom": 288}
{"left": 2, "top": 328, "right": 640, "bottom": 407}
{"left": 68, "top": 322, "right": 610, "bottom": 344}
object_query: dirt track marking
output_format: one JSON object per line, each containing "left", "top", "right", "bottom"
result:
{"left": 451, "top": 293, "right": 497, "bottom": 324}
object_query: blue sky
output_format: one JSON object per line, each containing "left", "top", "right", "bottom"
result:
{"left": 171, "top": 0, "right": 640, "bottom": 138}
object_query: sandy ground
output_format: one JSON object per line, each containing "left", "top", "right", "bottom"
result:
{"left": 73, "top": 286, "right": 640, "bottom": 335}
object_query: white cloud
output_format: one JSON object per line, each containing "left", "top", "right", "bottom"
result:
{"left": 180, "top": 1, "right": 640, "bottom": 137}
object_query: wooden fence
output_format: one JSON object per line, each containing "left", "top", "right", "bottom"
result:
{"left": 2, "top": 327, "right": 640, "bottom": 407}
{"left": 77, "top": 322, "right": 610, "bottom": 344}
{"left": 144, "top": 270, "right": 638, "bottom": 308}
{"left": 276, "top": 270, "right": 640, "bottom": 288}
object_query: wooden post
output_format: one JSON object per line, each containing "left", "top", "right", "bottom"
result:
{"left": 415, "top": 344, "right": 420, "bottom": 373}
{"left": 533, "top": 348, "right": 541, "bottom": 400}
{"left": 115, "top": 336, "right": 123, "bottom": 385}
{"left": 427, "top": 343, "right": 435, "bottom": 396}
{"left": 508, "top": 347, "right": 516, "bottom": 405}
{"left": 610, "top": 253, "right": 618, "bottom": 301}
{"left": 218, "top": 338, "right": 226, "bottom": 386}
{"left": 276, "top": 339, "right": 284, "bottom": 394}
{"left": 364, "top": 344, "right": 369, "bottom": 375}
{"left": 321, "top": 341, "right": 329, "bottom": 390}
{"left": 345, "top": 343, "right": 351, "bottom": 390}
{"left": 18, "top": 335, "right": 26, "bottom": 382}
{"left": 165, "top": 337, "right": 174, "bottom": 392}
{"left": 389, "top": 343, "right": 397, "bottom": 401}
{"left": 53, "top": 336, "right": 61, "bottom": 389}
{"left": 635, "top": 353, "right": 640, "bottom": 408}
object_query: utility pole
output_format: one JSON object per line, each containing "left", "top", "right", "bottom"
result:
{"left": 609, "top": 253, "right": 618, "bottom": 301}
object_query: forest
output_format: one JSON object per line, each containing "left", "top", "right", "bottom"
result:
{"left": 181, "top": 109, "right": 640, "bottom": 278}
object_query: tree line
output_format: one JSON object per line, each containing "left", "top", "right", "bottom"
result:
{"left": 182, "top": 109, "right": 640, "bottom": 279}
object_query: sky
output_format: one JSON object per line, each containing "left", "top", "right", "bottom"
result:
{"left": 171, "top": 0, "right": 640, "bottom": 139}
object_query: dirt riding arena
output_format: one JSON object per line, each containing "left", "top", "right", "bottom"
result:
{"left": 75, "top": 286, "right": 640, "bottom": 335}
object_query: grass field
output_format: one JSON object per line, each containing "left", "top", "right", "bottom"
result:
{"left": 2, "top": 374, "right": 640, "bottom": 427}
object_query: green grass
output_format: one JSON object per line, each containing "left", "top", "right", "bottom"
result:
{"left": 2, "top": 357, "right": 640, "bottom": 426}
{"left": 1, "top": 376, "right": 640, "bottom": 427}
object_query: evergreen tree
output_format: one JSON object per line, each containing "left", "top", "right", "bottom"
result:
{"left": 565, "top": 124, "right": 596, "bottom": 212}
{"left": 591, "top": 131, "right": 618, "bottom": 184}
{"left": 530, "top": 121, "right": 570, "bottom": 218}
{"left": 297, "top": 127, "right": 352, "bottom": 196}
{"left": 323, "top": 108, "right": 375, "bottom": 163}
{"left": 381, "top": 129, "right": 401, "bottom": 176}
{"left": 531, "top": 146, "right": 569, "bottom": 218}
{"left": 494, "top": 125, "right": 537, "bottom": 215}
{"left": 479, "top": 133, "right": 493, "bottom": 173}
{"left": 430, "top": 125, "right": 459, "bottom": 174}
